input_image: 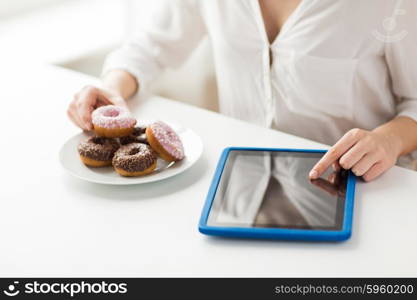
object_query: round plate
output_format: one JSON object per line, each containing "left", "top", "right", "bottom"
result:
{"left": 59, "top": 122, "right": 203, "bottom": 185}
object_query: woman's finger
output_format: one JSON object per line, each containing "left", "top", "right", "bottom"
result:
{"left": 96, "top": 97, "right": 112, "bottom": 108}
{"left": 96, "top": 89, "right": 113, "bottom": 105}
{"left": 108, "top": 95, "right": 128, "bottom": 108}
{"left": 351, "top": 153, "right": 379, "bottom": 176}
{"left": 75, "top": 108, "right": 91, "bottom": 131}
{"left": 310, "top": 129, "right": 364, "bottom": 179}
{"left": 92, "top": 89, "right": 127, "bottom": 110}
{"left": 67, "top": 108, "right": 78, "bottom": 127}
{"left": 338, "top": 141, "right": 368, "bottom": 170}
{"left": 68, "top": 106, "right": 87, "bottom": 130}
{"left": 362, "top": 162, "right": 386, "bottom": 182}
{"left": 78, "top": 102, "right": 94, "bottom": 130}
{"left": 77, "top": 88, "right": 99, "bottom": 130}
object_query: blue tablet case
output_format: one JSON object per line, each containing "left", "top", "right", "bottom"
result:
{"left": 198, "top": 147, "right": 356, "bottom": 241}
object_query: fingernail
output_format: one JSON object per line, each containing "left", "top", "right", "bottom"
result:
{"left": 309, "top": 169, "right": 318, "bottom": 179}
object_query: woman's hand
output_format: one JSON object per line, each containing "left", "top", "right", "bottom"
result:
{"left": 309, "top": 128, "right": 402, "bottom": 182}
{"left": 67, "top": 85, "right": 128, "bottom": 131}
{"left": 67, "top": 70, "right": 139, "bottom": 130}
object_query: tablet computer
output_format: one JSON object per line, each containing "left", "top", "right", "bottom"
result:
{"left": 199, "top": 147, "right": 356, "bottom": 241}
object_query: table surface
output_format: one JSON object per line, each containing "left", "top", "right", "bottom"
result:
{"left": 1, "top": 63, "right": 416, "bottom": 277}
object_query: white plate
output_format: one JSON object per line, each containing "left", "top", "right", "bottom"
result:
{"left": 59, "top": 122, "right": 203, "bottom": 185}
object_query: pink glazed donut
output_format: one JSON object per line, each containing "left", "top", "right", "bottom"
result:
{"left": 92, "top": 105, "right": 136, "bottom": 138}
{"left": 146, "top": 121, "right": 185, "bottom": 162}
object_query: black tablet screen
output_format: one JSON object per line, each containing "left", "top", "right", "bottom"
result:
{"left": 207, "top": 150, "right": 348, "bottom": 231}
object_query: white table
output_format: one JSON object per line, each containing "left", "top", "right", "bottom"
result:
{"left": 1, "top": 63, "right": 416, "bottom": 277}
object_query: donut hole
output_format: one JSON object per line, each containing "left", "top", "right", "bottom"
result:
{"left": 128, "top": 148, "right": 140, "bottom": 156}
{"left": 103, "top": 109, "right": 120, "bottom": 117}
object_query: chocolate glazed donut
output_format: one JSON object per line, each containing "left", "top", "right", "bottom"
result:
{"left": 112, "top": 143, "right": 157, "bottom": 177}
{"left": 78, "top": 136, "right": 120, "bottom": 167}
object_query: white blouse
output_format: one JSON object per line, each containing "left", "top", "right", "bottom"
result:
{"left": 103, "top": 0, "right": 417, "bottom": 167}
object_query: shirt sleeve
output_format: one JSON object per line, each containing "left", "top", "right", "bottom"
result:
{"left": 385, "top": 0, "right": 417, "bottom": 122}
{"left": 102, "top": 0, "right": 206, "bottom": 88}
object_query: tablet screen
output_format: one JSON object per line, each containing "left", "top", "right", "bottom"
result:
{"left": 207, "top": 150, "right": 348, "bottom": 231}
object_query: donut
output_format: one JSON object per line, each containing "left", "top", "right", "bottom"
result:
{"left": 119, "top": 126, "right": 149, "bottom": 145}
{"left": 92, "top": 105, "right": 136, "bottom": 138}
{"left": 145, "top": 121, "right": 185, "bottom": 162}
{"left": 112, "top": 143, "right": 157, "bottom": 177}
{"left": 78, "top": 136, "right": 120, "bottom": 167}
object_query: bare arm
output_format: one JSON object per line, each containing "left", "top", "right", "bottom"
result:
{"left": 101, "top": 69, "right": 139, "bottom": 100}
{"left": 375, "top": 116, "right": 417, "bottom": 156}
